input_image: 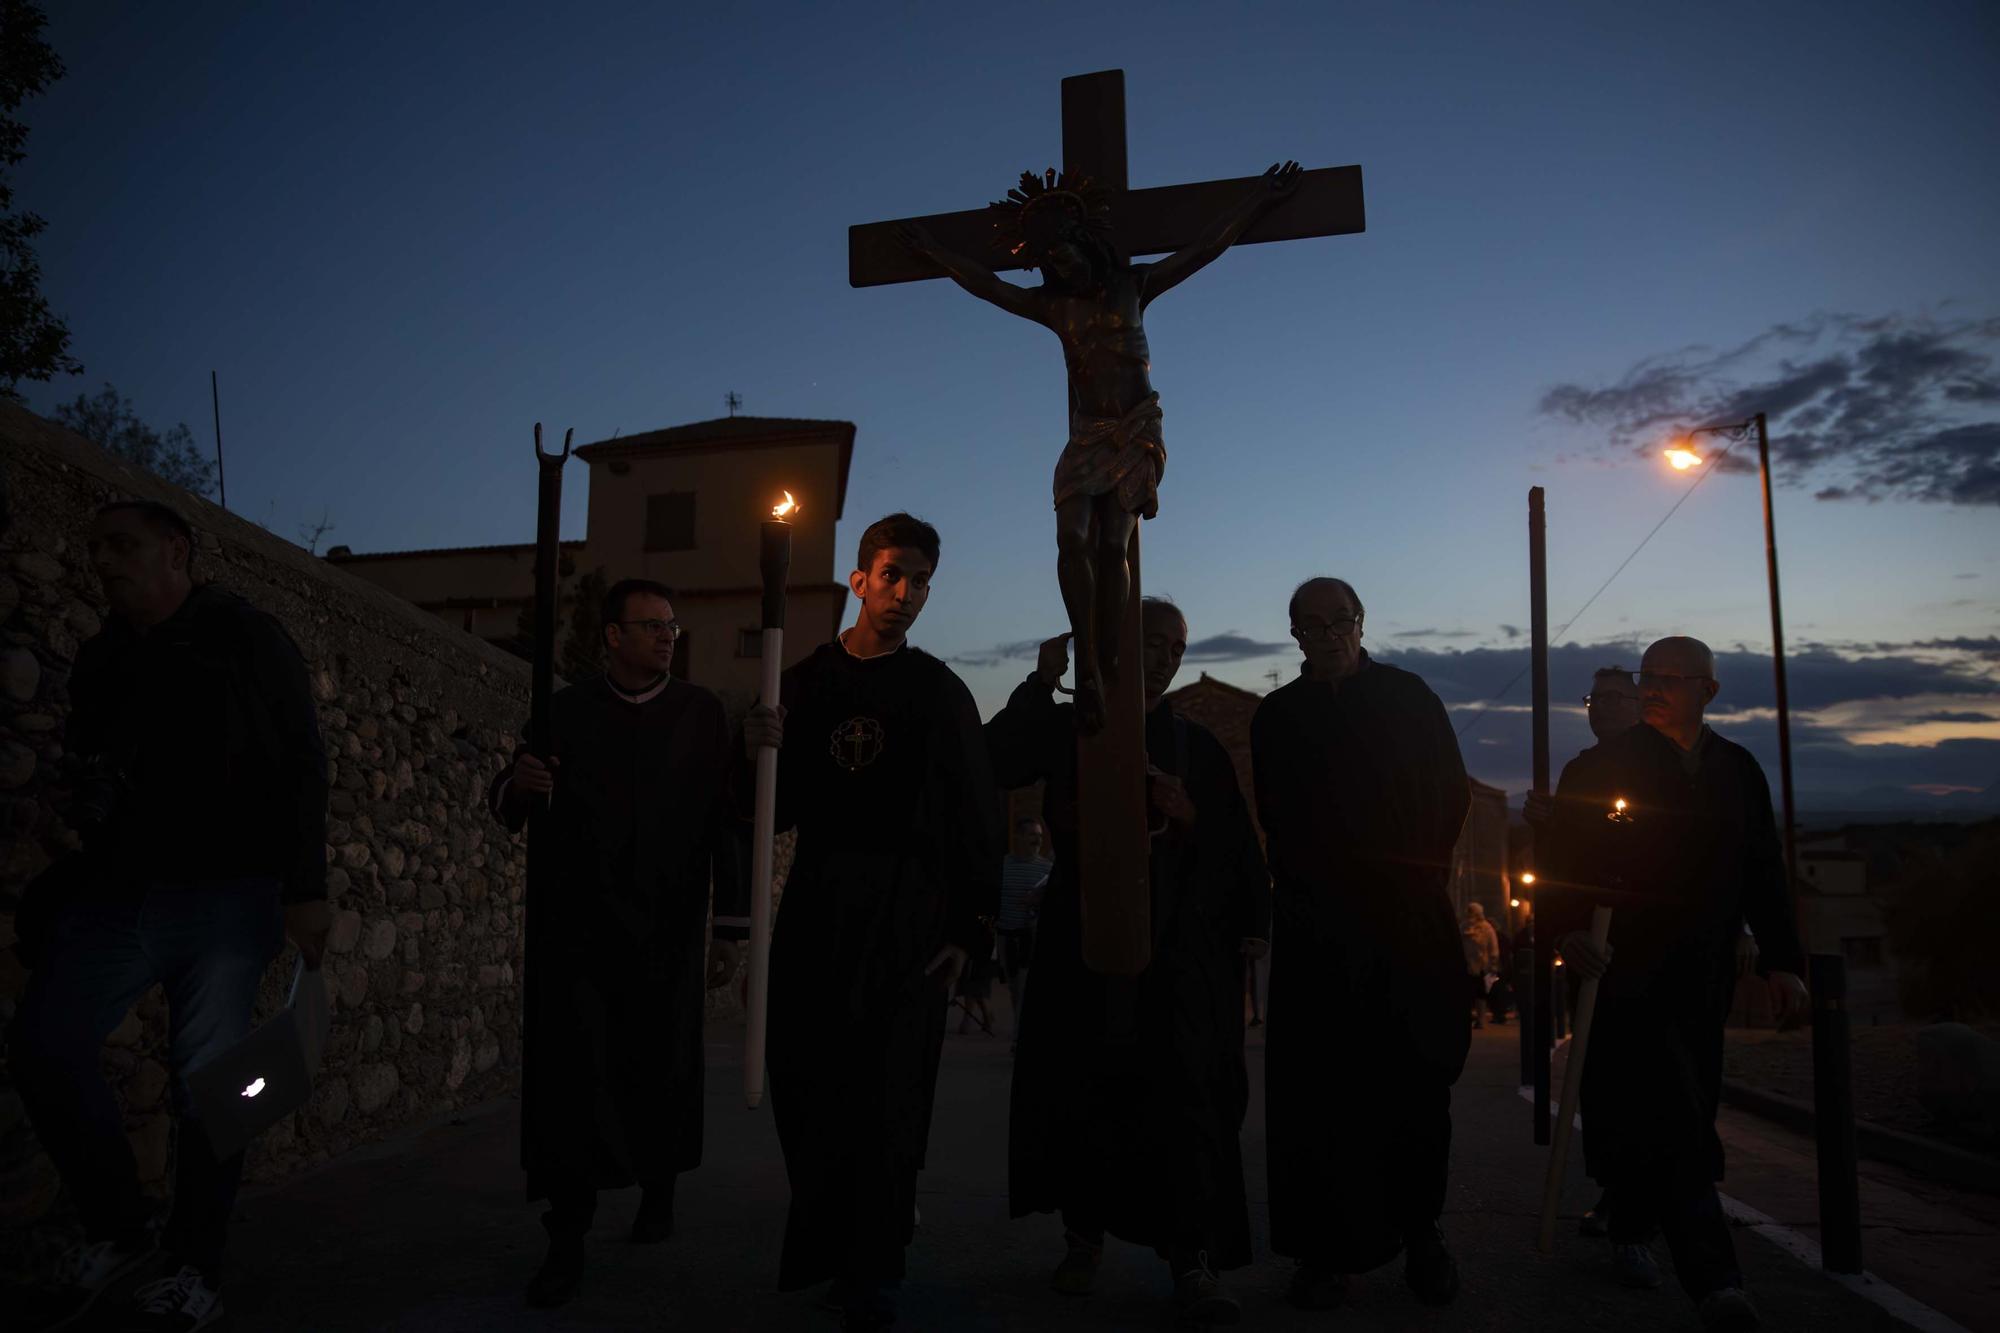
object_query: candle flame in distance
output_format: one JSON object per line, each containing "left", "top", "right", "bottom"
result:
{"left": 772, "top": 491, "right": 798, "bottom": 519}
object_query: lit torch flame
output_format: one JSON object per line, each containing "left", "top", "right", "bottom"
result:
{"left": 1608, "top": 796, "right": 1633, "bottom": 823}
{"left": 1665, "top": 447, "right": 1703, "bottom": 471}
{"left": 771, "top": 491, "right": 798, "bottom": 520}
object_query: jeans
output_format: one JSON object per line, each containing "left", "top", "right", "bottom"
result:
{"left": 11, "top": 878, "right": 283, "bottom": 1280}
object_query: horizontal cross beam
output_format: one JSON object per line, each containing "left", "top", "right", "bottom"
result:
{"left": 848, "top": 164, "right": 1364, "bottom": 289}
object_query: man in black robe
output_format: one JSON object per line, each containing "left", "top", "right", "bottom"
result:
{"left": 489, "top": 578, "right": 730, "bottom": 1307}
{"left": 741, "top": 513, "right": 1000, "bottom": 1332}
{"left": 1251, "top": 576, "right": 1471, "bottom": 1310}
{"left": 986, "top": 599, "right": 1269, "bottom": 1325}
{"left": 1542, "top": 636, "right": 1806, "bottom": 1332}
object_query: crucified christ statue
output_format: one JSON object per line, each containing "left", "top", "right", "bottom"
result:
{"left": 898, "top": 160, "right": 1301, "bottom": 731}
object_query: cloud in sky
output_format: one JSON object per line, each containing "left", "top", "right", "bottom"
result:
{"left": 1186, "top": 633, "right": 1291, "bottom": 662}
{"left": 1539, "top": 312, "right": 2000, "bottom": 505}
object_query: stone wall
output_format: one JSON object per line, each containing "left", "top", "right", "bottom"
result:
{"left": 0, "top": 401, "right": 535, "bottom": 1233}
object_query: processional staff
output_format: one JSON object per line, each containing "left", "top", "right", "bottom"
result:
{"left": 744, "top": 492, "right": 797, "bottom": 1109}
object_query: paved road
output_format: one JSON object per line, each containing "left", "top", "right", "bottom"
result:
{"left": 216, "top": 1013, "right": 1946, "bottom": 1331}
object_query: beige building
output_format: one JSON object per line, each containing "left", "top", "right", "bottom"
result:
{"left": 328, "top": 416, "right": 856, "bottom": 704}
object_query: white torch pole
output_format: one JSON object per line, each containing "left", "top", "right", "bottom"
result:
{"left": 745, "top": 500, "right": 793, "bottom": 1109}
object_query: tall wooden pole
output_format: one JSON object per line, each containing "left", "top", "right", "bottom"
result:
{"left": 527, "top": 425, "right": 571, "bottom": 759}
{"left": 1529, "top": 486, "right": 1552, "bottom": 1146}
{"left": 1539, "top": 904, "right": 1611, "bottom": 1252}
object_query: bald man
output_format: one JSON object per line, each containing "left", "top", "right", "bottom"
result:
{"left": 1542, "top": 637, "right": 1806, "bottom": 1332}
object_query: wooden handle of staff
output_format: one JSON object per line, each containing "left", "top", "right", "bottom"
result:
{"left": 744, "top": 627, "right": 784, "bottom": 1109}
{"left": 1537, "top": 904, "right": 1611, "bottom": 1254}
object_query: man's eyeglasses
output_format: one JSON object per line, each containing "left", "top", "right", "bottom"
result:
{"left": 1638, "top": 670, "right": 1710, "bottom": 688}
{"left": 618, "top": 619, "right": 682, "bottom": 641}
{"left": 1291, "top": 616, "right": 1361, "bottom": 641}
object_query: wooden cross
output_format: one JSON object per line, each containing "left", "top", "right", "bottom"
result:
{"left": 850, "top": 70, "right": 1364, "bottom": 976}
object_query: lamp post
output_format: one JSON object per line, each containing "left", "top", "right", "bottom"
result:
{"left": 1664, "top": 412, "right": 1800, "bottom": 933}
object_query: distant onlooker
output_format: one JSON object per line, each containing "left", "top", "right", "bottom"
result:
{"left": 997, "top": 816, "right": 1052, "bottom": 1034}
{"left": 12, "top": 500, "right": 329, "bottom": 1331}
{"left": 1462, "top": 903, "right": 1501, "bottom": 1029}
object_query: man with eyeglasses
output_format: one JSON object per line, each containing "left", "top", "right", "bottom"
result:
{"left": 1251, "top": 577, "right": 1473, "bottom": 1312}
{"left": 986, "top": 598, "right": 1270, "bottom": 1325}
{"left": 1541, "top": 636, "right": 1806, "bottom": 1331}
{"left": 488, "top": 578, "right": 731, "bottom": 1307}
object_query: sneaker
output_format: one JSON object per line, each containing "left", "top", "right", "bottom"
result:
{"left": 1174, "top": 1253, "right": 1241, "bottom": 1325}
{"left": 629, "top": 1189, "right": 673, "bottom": 1244}
{"left": 1580, "top": 1190, "right": 1612, "bottom": 1238}
{"left": 113, "top": 1265, "right": 223, "bottom": 1332}
{"left": 1698, "top": 1285, "right": 1761, "bottom": 1331}
{"left": 1285, "top": 1261, "right": 1349, "bottom": 1310}
{"left": 839, "top": 1278, "right": 899, "bottom": 1329}
{"left": 1050, "top": 1230, "right": 1102, "bottom": 1297}
{"left": 525, "top": 1234, "right": 584, "bottom": 1308}
{"left": 1404, "top": 1221, "right": 1461, "bottom": 1306}
{"left": 23, "top": 1232, "right": 160, "bottom": 1332}
{"left": 1612, "top": 1243, "right": 1663, "bottom": 1289}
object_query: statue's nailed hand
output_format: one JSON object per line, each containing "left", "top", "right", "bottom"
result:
{"left": 1263, "top": 160, "right": 1303, "bottom": 198}
{"left": 895, "top": 221, "right": 938, "bottom": 257}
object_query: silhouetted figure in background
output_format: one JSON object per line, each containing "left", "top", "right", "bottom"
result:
{"left": 13, "top": 501, "right": 328, "bottom": 1332}
{"left": 1544, "top": 636, "right": 1808, "bottom": 1330}
{"left": 740, "top": 514, "right": 1000, "bottom": 1332}
{"left": 489, "top": 579, "right": 730, "bottom": 1308}
{"left": 1252, "top": 576, "right": 1471, "bottom": 1312}
{"left": 1463, "top": 902, "right": 1500, "bottom": 1029}
{"left": 1526, "top": 663, "right": 1640, "bottom": 1237}
{"left": 996, "top": 815, "right": 1051, "bottom": 1042}
{"left": 988, "top": 600, "right": 1269, "bottom": 1325}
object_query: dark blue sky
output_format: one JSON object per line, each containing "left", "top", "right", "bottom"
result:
{"left": 19, "top": 1, "right": 2000, "bottom": 798}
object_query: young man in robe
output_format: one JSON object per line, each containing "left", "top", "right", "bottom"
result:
{"left": 986, "top": 599, "right": 1269, "bottom": 1325}
{"left": 740, "top": 513, "right": 1000, "bottom": 1332}
{"left": 1251, "top": 576, "right": 1472, "bottom": 1311}
{"left": 1541, "top": 637, "right": 1807, "bottom": 1331}
{"left": 489, "top": 578, "right": 730, "bottom": 1308}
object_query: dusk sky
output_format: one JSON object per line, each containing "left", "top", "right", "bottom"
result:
{"left": 19, "top": 1, "right": 1999, "bottom": 805}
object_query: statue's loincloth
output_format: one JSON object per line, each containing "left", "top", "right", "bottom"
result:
{"left": 1052, "top": 392, "right": 1166, "bottom": 519}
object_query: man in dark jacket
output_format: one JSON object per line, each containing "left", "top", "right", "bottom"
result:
{"left": 1543, "top": 636, "right": 1806, "bottom": 1332}
{"left": 489, "top": 578, "right": 731, "bottom": 1308}
{"left": 987, "top": 599, "right": 1269, "bottom": 1325}
{"left": 1251, "top": 576, "right": 1471, "bottom": 1312}
{"left": 12, "top": 500, "right": 329, "bottom": 1332}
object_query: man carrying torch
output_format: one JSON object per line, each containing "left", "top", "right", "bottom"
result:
{"left": 739, "top": 513, "right": 1000, "bottom": 1332}
{"left": 1540, "top": 636, "right": 1807, "bottom": 1331}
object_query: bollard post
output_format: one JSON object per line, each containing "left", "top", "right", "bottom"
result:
{"left": 1810, "top": 952, "right": 1863, "bottom": 1273}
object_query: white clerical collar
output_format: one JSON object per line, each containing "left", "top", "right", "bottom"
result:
{"left": 606, "top": 673, "right": 671, "bottom": 705}
{"left": 838, "top": 630, "right": 905, "bottom": 661}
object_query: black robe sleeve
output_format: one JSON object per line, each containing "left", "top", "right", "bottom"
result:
{"left": 934, "top": 665, "right": 1003, "bottom": 953}
{"left": 1735, "top": 750, "right": 1805, "bottom": 978}
{"left": 984, "top": 672, "right": 1064, "bottom": 789}
{"left": 1186, "top": 723, "right": 1270, "bottom": 943}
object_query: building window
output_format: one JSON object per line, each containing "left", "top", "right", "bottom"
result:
{"left": 737, "top": 628, "right": 762, "bottom": 658}
{"left": 645, "top": 492, "right": 696, "bottom": 551}
{"left": 1841, "top": 936, "right": 1886, "bottom": 969}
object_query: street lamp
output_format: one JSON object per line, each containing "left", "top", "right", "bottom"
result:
{"left": 1663, "top": 411, "right": 1801, "bottom": 937}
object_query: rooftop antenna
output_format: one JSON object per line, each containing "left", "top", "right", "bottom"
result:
{"left": 725, "top": 390, "right": 743, "bottom": 418}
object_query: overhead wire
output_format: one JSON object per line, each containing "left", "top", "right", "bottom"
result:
{"left": 1454, "top": 432, "right": 1747, "bottom": 740}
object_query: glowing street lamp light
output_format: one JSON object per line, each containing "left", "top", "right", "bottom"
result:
{"left": 1665, "top": 446, "right": 1704, "bottom": 471}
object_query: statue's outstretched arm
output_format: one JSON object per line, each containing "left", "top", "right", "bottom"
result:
{"left": 1142, "top": 161, "right": 1301, "bottom": 304}
{"left": 898, "top": 221, "right": 1042, "bottom": 323}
